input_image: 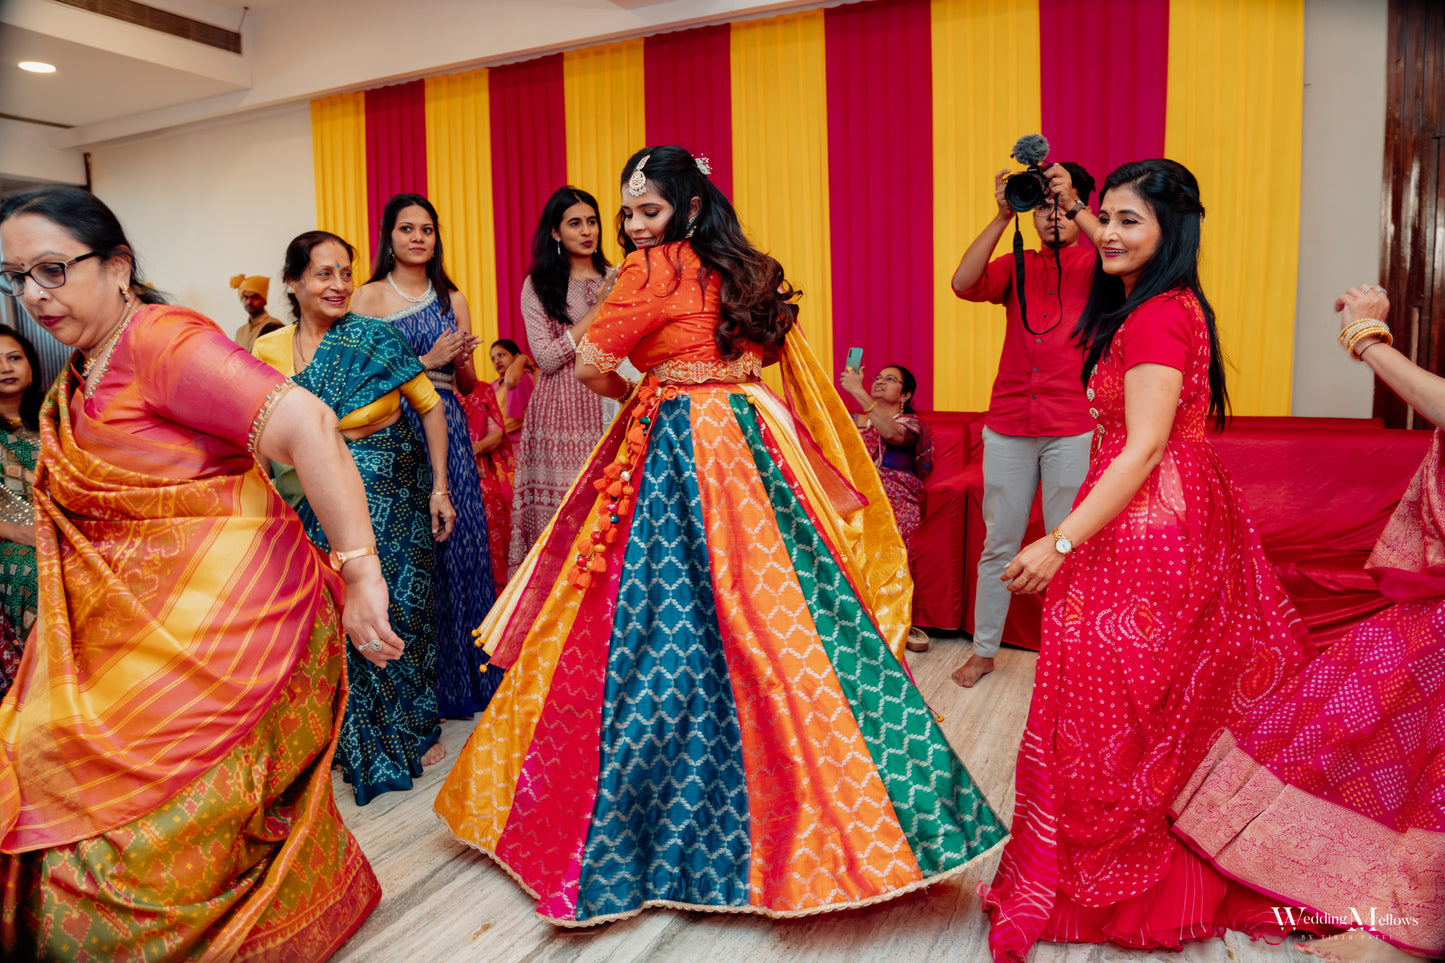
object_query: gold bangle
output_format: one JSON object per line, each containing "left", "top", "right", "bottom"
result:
{"left": 329, "top": 545, "right": 378, "bottom": 571}
{"left": 1343, "top": 321, "right": 1388, "bottom": 347}
{"left": 430, "top": 489, "right": 451, "bottom": 497}
{"left": 863, "top": 401, "right": 878, "bottom": 414}
{"left": 1339, "top": 318, "right": 1384, "bottom": 347}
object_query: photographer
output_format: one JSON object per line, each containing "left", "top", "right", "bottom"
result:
{"left": 949, "top": 159, "right": 1096, "bottom": 688}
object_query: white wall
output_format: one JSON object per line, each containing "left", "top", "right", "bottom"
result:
{"left": 87, "top": 103, "right": 314, "bottom": 335}
{"left": 1291, "top": 0, "right": 1389, "bottom": 416}
{"left": 0, "top": 117, "right": 86, "bottom": 186}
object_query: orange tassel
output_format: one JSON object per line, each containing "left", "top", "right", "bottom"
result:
{"left": 604, "top": 528, "right": 618, "bottom": 544}
{"left": 623, "top": 484, "right": 635, "bottom": 496}
{"left": 607, "top": 480, "right": 624, "bottom": 498}
{"left": 587, "top": 555, "right": 607, "bottom": 573}
{"left": 617, "top": 498, "right": 632, "bottom": 516}
{"left": 572, "top": 570, "right": 592, "bottom": 589}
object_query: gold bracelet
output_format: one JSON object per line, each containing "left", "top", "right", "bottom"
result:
{"left": 430, "top": 489, "right": 451, "bottom": 497}
{"left": 329, "top": 545, "right": 378, "bottom": 571}
{"left": 1345, "top": 327, "right": 1386, "bottom": 357}
{"left": 863, "top": 401, "right": 878, "bottom": 414}
{"left": 1339, "top": 318, "right": 1384, "bottom": 347}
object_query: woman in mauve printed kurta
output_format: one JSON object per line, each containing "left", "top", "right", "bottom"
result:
{"left": 0, "top": 301, "right": 379, "bottom": 958}
{"left": 981, "top": 161, "right": 1313, "bottom": 960}
{"left": 1171, "top": 285, "right": 1444, "bottom": 959}
{"left": 436, "top": 145, "right": 1007, "bottom": 927}
{"left": 507, "top": 187, "right": 613, "bottom": 576}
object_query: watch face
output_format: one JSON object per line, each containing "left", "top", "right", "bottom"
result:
{"left": 1055, "top": 536, "right": 1073, "bottom": 554}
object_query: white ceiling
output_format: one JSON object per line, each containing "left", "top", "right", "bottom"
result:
{"left": 0, "top": 23, "right": 247, "bottom": 128}
{"left": 1, "top": 0, "right": 823, "bottom": 154}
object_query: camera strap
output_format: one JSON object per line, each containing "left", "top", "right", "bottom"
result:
{"left": 1012, "top": 216, "right": 1063, "bottom": 337}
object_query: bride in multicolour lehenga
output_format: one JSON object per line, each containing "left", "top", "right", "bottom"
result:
{"left": 435, "top": 144, "right": 1008, "bottom": 926}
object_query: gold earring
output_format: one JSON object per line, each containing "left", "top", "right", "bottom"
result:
{"left": 120, "top": 285, "right": 131, "bottom": 304}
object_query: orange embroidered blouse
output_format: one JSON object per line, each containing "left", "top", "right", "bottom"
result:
{"left": 578, "top": 242, "right": 764, "bottom": 384}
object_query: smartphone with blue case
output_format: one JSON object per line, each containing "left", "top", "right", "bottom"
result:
{"left": 845, "top": 347, "right": 863, "bottom": 372}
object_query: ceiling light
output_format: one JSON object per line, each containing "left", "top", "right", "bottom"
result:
{"left": 18, "top": 62, "right": 56, "bottom": 74}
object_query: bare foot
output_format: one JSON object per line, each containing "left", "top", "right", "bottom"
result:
{"left": 951, "top": 654, "right": 995, "bottom": 688}
{"left": 1296, "top": 932, "right": 1427, "bottom": 963}
{"left": 421, "top": 742, "right": 447, "bottom": 767}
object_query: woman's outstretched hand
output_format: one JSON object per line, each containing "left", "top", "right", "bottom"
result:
{"left": 340, "top": 559, "right": 405, "bottom": 668}
{"left": 1335, "top": 284, "right": 1390, "bottom": 332}
{"left": 1002, "top": 535, "right": 1067, "bottom": 595}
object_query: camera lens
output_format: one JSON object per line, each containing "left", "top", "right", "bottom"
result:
{"left": 1004, "top": 172, "right": 1046, "bottom": 213}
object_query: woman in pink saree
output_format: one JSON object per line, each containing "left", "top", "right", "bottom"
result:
{"left": 1172, "top": 284, "right": 1443, "bottom": 963}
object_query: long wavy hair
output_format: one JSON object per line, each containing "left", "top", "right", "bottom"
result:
{"left": 366, "top": 193, "right": 458, "bottom": 315}
{"left": 1073, "top": 159, "right": 1229, "bottom": 430}
{"left": 616, "top": 145, "right": 798, "bottom": 358}
{"left": 0, "top": 324, "right": 42, "bottom": 431}
{"left": 0, "top": 185, "right": 167, "bottom": 305}
{"left": 282, "top": 231, "right": 355, "bottom": 323}
{"left": 527, "top": 187, "right": 609, "bottom": 326}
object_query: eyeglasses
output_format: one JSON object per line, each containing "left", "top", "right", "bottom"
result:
{"left": 874, "top": 374, "right": 903, "bottom": 385}
{"left": 0, "top": 251, "right": 101, "bottom": 296}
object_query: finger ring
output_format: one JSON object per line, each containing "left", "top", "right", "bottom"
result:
{"left": 365, "top": 639, "right": 383, "bottom": 652}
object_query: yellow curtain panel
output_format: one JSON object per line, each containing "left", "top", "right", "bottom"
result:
{"left": 564, "top": 40, "right": 647, "bottom": 268}
{"left": 930, "top": 0, "right": 1043, "bottom": 413}
{"left": 310, "top": 92, "right": 371, "bottom": 276}
{"left": 731, "top": 11, "right": 834, "bottom": 376}
{"left": 425, "top": 68, "right": 501, "bottom": 354}
{"left": 1166, "top": 0, "right": 1304, "bottom": 416}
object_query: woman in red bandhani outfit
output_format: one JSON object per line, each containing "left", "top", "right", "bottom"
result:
{"left": 980, "top": 159, "right": 1314, "bottom": 960}
{"left": 0, "top": 186, "right": 391, "bottom": 960}
{"left": 1172, "top": 283, "right": 1443, "bottom": 963}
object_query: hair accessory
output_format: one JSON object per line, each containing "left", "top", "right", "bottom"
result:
{"left": 627, "top": 154, "right": 651, "bottom": 196}
{"left": 695, "top": 156, "right": 712, "bottom": 176}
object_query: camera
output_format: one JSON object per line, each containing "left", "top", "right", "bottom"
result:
{"left": 1004, "top": 167, "right": 1049, "bottom": 213}
{"left": 1003, "top": 133, "right": 1052, "bottom": 213}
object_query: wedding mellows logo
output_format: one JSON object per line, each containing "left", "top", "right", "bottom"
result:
{"left": 1271, "top": 906, "right": 1421, "bottom": 929}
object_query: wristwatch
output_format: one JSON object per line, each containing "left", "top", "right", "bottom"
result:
{"left": 1051, "top": 526, "right": 1074, "bottom": 555}
{"left": 1064, "top": 199, "right": 1087, "bottom": 221}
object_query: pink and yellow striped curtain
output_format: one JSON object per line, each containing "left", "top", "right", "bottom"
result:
{"left": 312, "top": 0, "right": 1305, "bottom": 414}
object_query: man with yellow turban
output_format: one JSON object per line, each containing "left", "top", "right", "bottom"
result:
{"left": 230, "top": 274, "right": 285, "bottom": 350}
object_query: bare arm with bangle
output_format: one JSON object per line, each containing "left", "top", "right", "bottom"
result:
{"left": 418, "top": 401, "right": 455, "bottom": 541}
{"left": 256, "top": 387, "right": 403, "bottom": 668}
{"left": 1337, "top": 285, "right": 1445, "bottom": 428}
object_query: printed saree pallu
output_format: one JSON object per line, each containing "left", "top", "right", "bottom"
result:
{"left": 283, "top": 314, "right": 443, "bottom": 808}
{"left": 0, "top": 305, "right": 379, "bottom": 961}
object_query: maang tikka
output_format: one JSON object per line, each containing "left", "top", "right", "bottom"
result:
{"left": 627, "top": 155, "right": 651, "bottom": 196}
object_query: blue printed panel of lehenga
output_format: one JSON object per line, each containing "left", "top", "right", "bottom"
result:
{"left": 576, "top": 396, "right": 753, "bottom": 919}
{"left": 361, "top": 292, "right": 500, "bottom": 718}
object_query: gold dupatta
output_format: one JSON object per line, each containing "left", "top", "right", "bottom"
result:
{"left": 0, "top": 372, "right": 342, "bottom": 852}
{"left": 773, "top": 326, "right": 914, "bottom": 662}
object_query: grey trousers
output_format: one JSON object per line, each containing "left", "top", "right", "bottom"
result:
{"left": 972, "top": 426, "right": 1092, "bottom": 658}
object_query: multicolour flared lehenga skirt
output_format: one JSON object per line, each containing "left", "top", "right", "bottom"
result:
{"left": 436, "top": 382, "right": 1007, "bottom": 926}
